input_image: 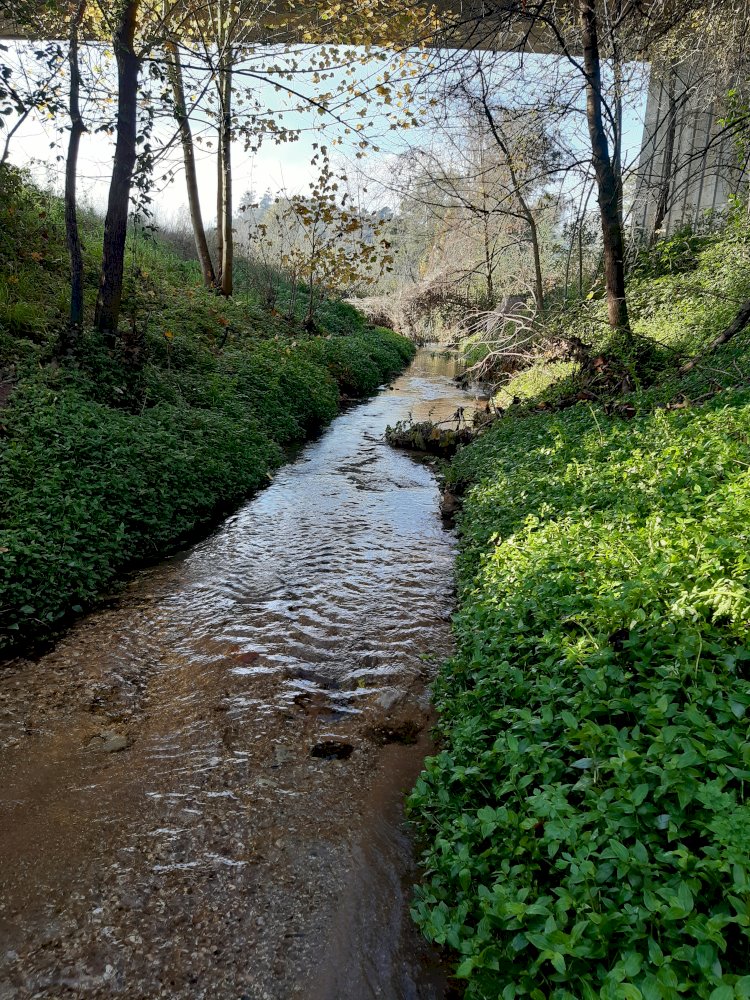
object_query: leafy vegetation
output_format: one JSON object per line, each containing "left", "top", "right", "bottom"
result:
{"left": 488, "top": 218, "right": 750, "bottom": 412}
{"left": 407, "top": 216, "right": 750, "bottom": 998}
{"left": 0, "top": 172, "right": 414, "bottom": 651}
{"left": 409, "top": 355, "right": 750, "bottom": 997}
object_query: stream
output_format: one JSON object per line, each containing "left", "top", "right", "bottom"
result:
{"left": 0, "top": 347, "right": 481, "bottom": 1000}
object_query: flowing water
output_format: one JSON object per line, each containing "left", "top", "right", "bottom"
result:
{"left": 0, "top": 348, "right": 481, "bottom": 1000}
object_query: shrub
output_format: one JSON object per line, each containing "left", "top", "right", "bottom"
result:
{"left": 309, "top": 327, "right": 415, "bottom": 397}
{"left": 0, "top": 378, "right": 281, "bottom": 640}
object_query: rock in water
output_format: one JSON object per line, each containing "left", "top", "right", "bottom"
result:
{"left": 89, "top": 732, "right": 129, "bottom": 753}
{"left": 310, "top": 739, "right": 354, "bottom": 761}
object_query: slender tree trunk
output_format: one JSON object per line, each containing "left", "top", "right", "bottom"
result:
{"left": 63, "top": 0, "right": 86, "bottom": 346}
{"left": 481, "top": 195, "right": 495, "bottom": 307}
{"left": 611, "top": 19, "right": 624, "bottom": 222}
{"left": 580, "top": 0, "right": 630, "bottom": 334}
{"left": 304, "top": 231, "right": 317, "bottom": 328}
{"left": 94, "top": 0, "right": 140, "bottom": 335}
{"left": 510, "top": 188, "right": 544, "bottom": 313}
{"left": 579, "top": 226, "right": 584, "bottom": 296}
{"left": 166, "top": 40, "right": 216, "bottom": 287}
{"left": 526, "top": 214, "right": 544, "bottom": 314}
{"left": 215, "top": 125, "right": 223, "bottom": 287}
{"left": 305, "top": 279, "right": 315, "bottom": 328}
{"left": 218, "top": 48, "right": 233, "bottom": 296}
{"left": 484, "top": 238, "right": 494, "bottom": 306}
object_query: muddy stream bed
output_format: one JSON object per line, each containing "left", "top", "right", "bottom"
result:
{"left": 0, "top": 348, "right": 482, "bottom": 1000}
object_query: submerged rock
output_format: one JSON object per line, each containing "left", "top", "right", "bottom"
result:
{"left": 375, "top": 687, "right": 409, "bottom": 713}
{"left": 89, "top": 732, "right": 129, "bottom": 753}
{"left": 310, "top": 739, "right": 354, "bottom": 761}
{"left": 440, "top": 489, "right": 462, "bottom": 520}
{"left": 366, "top": 719, "right": 422, "bottom": 746}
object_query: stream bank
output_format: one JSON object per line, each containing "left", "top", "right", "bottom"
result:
{"left": 0, "top": 348, "right": 482, "bottom": 1000}
{"left": 1, "top": 324, "right": 414, "bottom": 656}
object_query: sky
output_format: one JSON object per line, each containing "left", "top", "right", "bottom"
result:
{"left": 3, "top": 44, "right": 351, "bottom": 224}
{"left": 7, "top": 108, "right": 321, "bottom": 224}
{"left": 2, "top": 42, "right": 649, "bottom": 228}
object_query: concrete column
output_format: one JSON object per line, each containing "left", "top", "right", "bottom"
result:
{"left": 632, "top": 58, "right": 745, "bottom": 239}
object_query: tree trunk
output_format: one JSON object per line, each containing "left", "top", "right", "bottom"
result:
{"left": 304, "top": 234, "right": 317, "bottom": 328}
{"left": 580, "top": 0, "right": 630, "bottom": 334}
{"left": 62, "top": 0, "right": 86, "bottom": 347}
{"left": 528, "top": 213, "right": 544, "bottom": 314}
{"left": 611, "top": 21, "right": 624, "bottom": 222}
{"left": 484, "top": 240, "right": 494, "bottom": 306}
{"left": 305, "top": 279, "right": 315, "bottom": 329}
{"left": 481, "top": 199, "right": 495, "bottom": 307}
{"left": 94, "top": 0, "right": 140, "bottom": 335}
{"left": 508, "top": 186, "right": 544, "bottom": 313}
{"left": 579, "top": 225, "right": 584, "bottom": 296}
{"left": 215, "top": 125, "right": 223, "bottom": 288}
{"left": 166, "top": 39, "right": 216, "bottom": 287}
{"left": 218, "top": 49, "right": 233, "bottom": 296}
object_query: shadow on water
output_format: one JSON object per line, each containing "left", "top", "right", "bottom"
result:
{"left": 0, "top": 347, "right": 477, "bottom": 1000}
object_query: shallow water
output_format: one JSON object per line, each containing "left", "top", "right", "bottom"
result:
{"left": 0, "top": 347, "right": 479, "bottom": 1000}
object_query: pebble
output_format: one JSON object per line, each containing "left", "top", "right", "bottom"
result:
{"left": 90, "top": 732, "right": 129, "bottom": 753}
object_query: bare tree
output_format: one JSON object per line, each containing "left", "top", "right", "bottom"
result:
{"left": 165, "top": 37, "right": 216, "bottom": 287}
{"left": 424, "top": 0, "right": 670, "bottom": 335}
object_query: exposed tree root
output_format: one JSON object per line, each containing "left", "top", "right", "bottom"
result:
{"left": 678, "top": 298, "right": 750, "bottom": 375}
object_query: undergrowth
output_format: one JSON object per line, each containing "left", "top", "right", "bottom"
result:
{"left": 409, "top": 390, "right": 750, "bottom": 999}
{"left": 488, "top": 219, "right": 750, "bottom": 412}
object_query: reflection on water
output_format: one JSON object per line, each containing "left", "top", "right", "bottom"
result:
{"left": 0, "top": 346, "right": 477, "bottom": 1000}
{"left": 168, "top": 346, "right": 481, "bottom": 717}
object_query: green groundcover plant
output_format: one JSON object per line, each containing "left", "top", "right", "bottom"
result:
{"left": 409, "top": 393, "right": 750, "bottom": 999}
{"left": 0, "top": 327, "right": 412, "bottom": 651}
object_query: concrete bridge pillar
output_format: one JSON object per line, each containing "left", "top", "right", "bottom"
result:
{"left": 632, "top": 59, "right": 746, "bottom": 238}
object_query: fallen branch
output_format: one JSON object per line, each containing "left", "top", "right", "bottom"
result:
{"left": 679, "top": 298, "right": 750, "bottom": 375}
{"left": 385, "top": 418, "right": 477, "bottom": 456}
